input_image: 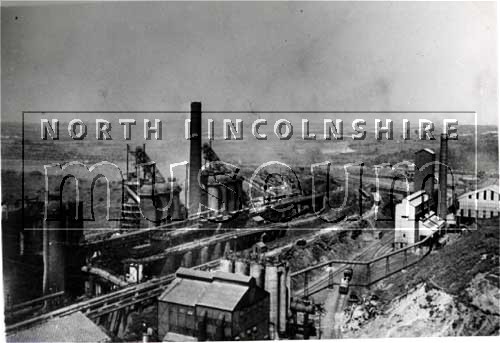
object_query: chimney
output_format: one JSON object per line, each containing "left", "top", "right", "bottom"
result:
{"left": 189, "top": 102, "right": 202, "bottom": 215}
{"left": 438, "top": 133, "right": 448, "bottom": 219}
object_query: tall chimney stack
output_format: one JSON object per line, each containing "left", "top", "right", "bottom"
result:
{"left": 438, "top": 133, "right": 448, "bottom": 219}
{"left": 189, "top": 102, "right": 202, "bottom": 215}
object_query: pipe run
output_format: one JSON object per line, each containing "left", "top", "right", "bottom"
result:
{"left": 81, "top": 266, "right": 129, "bottom": 287}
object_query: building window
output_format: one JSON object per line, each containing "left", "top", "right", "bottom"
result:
{"left": 484, "top": 191, "right": 487, "bottom": 200}
{"left": 461, "top": 209, "right": 464, "bottom": 216}
{"left": 469, "top": 195, "right": 472, "bottom": 199}
{"left": 491, "top": 211, "right": 495, "bottom": 218}
{"left": 492, "top": 191, "right": 495, "bottom": 201}
{"left": 476, "top": 193, "right": 480, "bottom": 199}
{"left": 468, "top": 209, "right": 471, "bottom": 217}
{"left": 483, "top": 210, "right": 487, "bottom": 218}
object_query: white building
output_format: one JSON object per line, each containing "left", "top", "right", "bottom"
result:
{"left": 394, "top": 190, "right": 445, "bottom": 248}
{"left": 457, "top": 185, "right": 499, "bottom": 219}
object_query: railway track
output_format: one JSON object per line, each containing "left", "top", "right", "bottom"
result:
{"left": 293, "top": 233, "right": 394, "bottom": 297}
{"left": 6, "top": 260, "right": 220, "bottom": 333}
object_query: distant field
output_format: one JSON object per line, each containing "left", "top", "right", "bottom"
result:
{"left": 1, "top": 120, "right": 497, "bottom": 226}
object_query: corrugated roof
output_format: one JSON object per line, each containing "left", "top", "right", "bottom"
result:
{"left": 7, "top": 312, "right": 110, "bottom": 343}
{"left": 159, "top": 268, "right": 254, "bottom": 311}
{"left": 196, "top": 281, "right": 248, "bottom": 311}
{"left": 158, "top": 277, "right": 209, "bottom": 306}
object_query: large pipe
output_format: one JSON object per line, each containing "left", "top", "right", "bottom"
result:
{"left": 438, "top": 133, "right": 448, "bottom": 219}
{"left": 81, "top": 266, "right": 129, "bottom": 287}
{"left": 189, "top": 102, "right": 202, "bottom": 215}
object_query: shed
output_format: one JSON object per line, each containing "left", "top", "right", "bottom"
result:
{"left": 158, "top": 267, "right": 269, "bottom": 341}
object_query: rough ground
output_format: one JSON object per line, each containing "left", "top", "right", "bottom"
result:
{"left": 342, "top": 219, "right": 500, "bottom": 338}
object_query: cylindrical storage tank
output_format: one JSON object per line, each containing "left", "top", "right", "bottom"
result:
{"left": 200, "top": 246, "right": 210, "bottom": 265}
{"left": 208, "top": 185, "right": 220, "bottom": 212}
{"left": 250, "top": 262, "right": 264, "bottom": 288}
{"left": 278, "top": 266, "right": 288, "bottom": 334}
{"left": 211, "top": 242, "right": 222, "bottom": 260}
{"left": 223, "top": 242, "right": 232, "bottom": 256}
{"left": 264, "top": 264, "right": 279, "bottom": 329}
{"left": 182, "top": 251, "right": 193, "bottom": 268}
{"left": 234, "top": 259, "right": 248, "bottom": 275}
{"left": 221, "top": 184, "right": 228, "bottom": 212}
{"left": 219, "top": 258, "right": 233, "bottom": 273}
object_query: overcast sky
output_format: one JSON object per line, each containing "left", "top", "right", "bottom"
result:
{"left": 1, "top": 1, "right": 497, "bottom": 125}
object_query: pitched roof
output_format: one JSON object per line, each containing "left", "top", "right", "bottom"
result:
{"left": 416, "top": 148, "right": 435, "bottom": 155}
{"left": 458, "top": 185, "right": 500, "bottom": 200}
{"left": 196, "top": 280, "right": 249, "bottom": 311}
{"left": 7, "top": 312, "right": 110, "bottom": 343}
{"left": 159, "top": 268, "right": 255, "bottom": 311}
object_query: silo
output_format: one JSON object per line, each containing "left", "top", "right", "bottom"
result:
{"left": 207, "top": 184, "right": 220, "bottom": 213}
{"left": 234, "top": 259, "right": 248, "bottom": 275}
{"left": 211, "top": 242, "right": 222, "bottom": 260}
{"left": 264, "top": 264, "right": 279, "bottom": 329}
{"left": 221, "top": 183, "right": 228, "bottom": 212}
{"left": 219, "top": 258, "right": 233, "bottom": 273}
{"left": 199, "top": 246, "right": 209, "bottom": 265}
{"left": 182, "top": 251, "right": 193, "bottom": 268}
{"left": 250, "top": 261, "right": 264, "bottom": 288}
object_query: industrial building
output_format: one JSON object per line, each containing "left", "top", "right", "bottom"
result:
{"left": 158, "top": 268, "right": 270, "bottom": 341}
{"left": 456, "top": 185, "right": 500, "bottom": 219}
{"left": 394, "top": 134, "right": 451, "bottom": 247}
{"left": 394, "top": 190, "right": 445, "bottom": 247}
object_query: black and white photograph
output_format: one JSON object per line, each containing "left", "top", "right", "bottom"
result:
{"left": 1, "top": 1, "right": 499, "bottom": 342}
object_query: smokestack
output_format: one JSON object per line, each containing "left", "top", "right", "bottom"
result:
{"left": 189, "top": 102, "right": 202, "bottom": 215}
{"left": 438, "top": 133, "right": 448, "bottom": 219}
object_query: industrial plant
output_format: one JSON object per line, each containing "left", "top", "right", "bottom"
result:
{"left": 2, "top": 100, "right": 497, "bottom": 342}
